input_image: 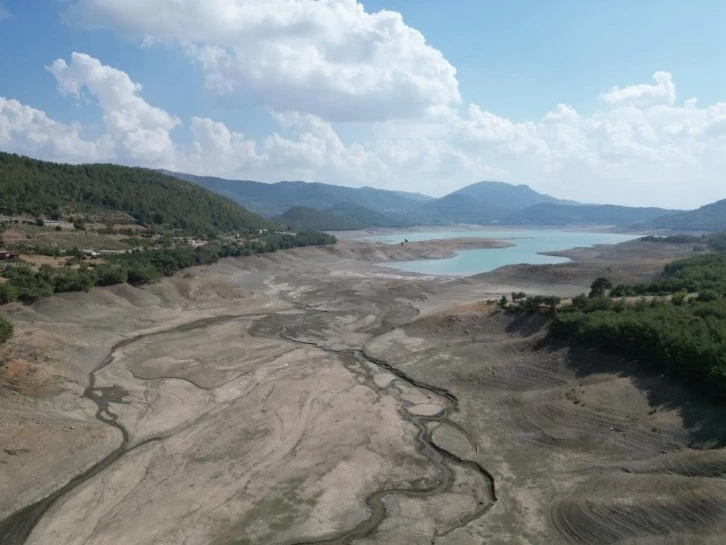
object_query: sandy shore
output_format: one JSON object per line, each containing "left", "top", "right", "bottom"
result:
{"left": 1, "top": 238, "right": 725, "bottom": 544}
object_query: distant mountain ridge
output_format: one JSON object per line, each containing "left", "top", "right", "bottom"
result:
{"left": 448, "top": 181, "right": 580, "bottom": 209}
{"left": 274, "top": 206, "right": 362, "bottom": 231}
{"left": 163, "top": 171, "right": 433, "bottom": 217}
{"left": 275, "top": 203, "right": 414, "bottom": 231}
{"left": 507, "top": 203, "right": 683, "bottom": 226}
{"left": 165, "top": 170, "right": 695, "bottom": 231}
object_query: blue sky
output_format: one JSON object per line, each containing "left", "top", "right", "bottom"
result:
{"left": 1, "top": 0, "right": 725, "bottom": 208}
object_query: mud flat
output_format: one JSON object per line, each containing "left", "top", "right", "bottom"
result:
{"left": 1, "top": 238, "right": 725, "bottom": 544}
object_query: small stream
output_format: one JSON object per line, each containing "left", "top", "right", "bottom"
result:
{"left": 0, "top": 309, "right": 496, "bottom": 545}
{"left": 278, "top": 311, "right": 497, "bottom": 544}
{"left": 0, "top": 314, "right": 252, "bottom": 545}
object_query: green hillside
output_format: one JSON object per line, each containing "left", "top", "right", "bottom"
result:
{"left": 507, "top": 203, "right": 680, "bottom": 226}
{"left": 275, "top": 202, "right": 414, "bottom": 231}
{"left": 0, "top": 152, "right": 270, "bottom": 234}
{"left": 325, "top": 202, "right": 414, "bottom": 228}
{"left": 275, "top": 206, "right": 363, "bottom": 231}
{"left": 650, "top": 198, "right": 726, "bottom": 231}
{"left": 168, "top": 171, "right": 431, "bottom": 217}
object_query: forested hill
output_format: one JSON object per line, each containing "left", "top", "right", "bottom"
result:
{"left": 274, "top": 206, "right": 362, "bottom": 231}
{"left": 507, "top": 203, "right": 681, "bottom": 226}
{"left": 165, "top": 171, "right": 433, "bottom": 217}
{"left": 0, "top": 152, "right": 270, "bottom": 234}
{"left": 649, "top": 198, "right": 726, "bottom": 231}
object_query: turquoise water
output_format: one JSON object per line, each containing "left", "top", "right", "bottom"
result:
{"left": 370, "top": 229, "right": 638, "bottom": 276}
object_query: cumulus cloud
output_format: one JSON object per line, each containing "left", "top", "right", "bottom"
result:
{"left": 46, "top": 52, "right": 181, "bottom": 164}
{"left": 601, "top": 71, "right": 676, "bottom": 106}
{"left": 0, "top": 97, "right": 113, "bottom": 161}
{"left": 3, "top": 44, "right": 726, "bottom": 208}
{"left": 66, "top": 0, "right": 461, "bottom": 122}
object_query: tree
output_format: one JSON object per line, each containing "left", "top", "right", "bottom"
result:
{"left": 589, "top": 277, "right": 613, "bottom": 298}
{"left": 697, "top": 290, "right": 719, "bottom": 302}
{"left": 497, "top": 295, "right": 508, "bottom": 309}
{"left": 0, "top": 315, "right": 12, "bottom": 344}
{"left": 672, "top": 290, "right": 688, "bottom": 306}
{"left": 543, "top": 296, "right": 561, "bottom": 313}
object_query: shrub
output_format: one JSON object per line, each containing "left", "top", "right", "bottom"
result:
{"left": 0, "top": 315, "right": 12, "bottom": 344}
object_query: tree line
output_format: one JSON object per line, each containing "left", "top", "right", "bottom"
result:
{"left": 548, "top": 253, "right": 726, "bottom": 402}
{"left": 499, "top": 250, "right": 726, "bottom": 402}
{"left": 550, "top": 295, "right": 726, "bottom": 401}
{"left": 610, "top": 252, "right": 726, "bottom": 297}
{"left": 639, "top": 231, "right": 726, "bottom": 252}
{"left": 0, "top": 232, "right": 336, "bottom": 304}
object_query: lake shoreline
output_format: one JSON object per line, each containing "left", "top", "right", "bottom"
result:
{"left": 329, "top": 224, "right": 652, "bottom": 241}
{"left": 360, "top": 228, "right": 639, "bottom": 276}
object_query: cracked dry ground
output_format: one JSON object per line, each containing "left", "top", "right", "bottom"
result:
{"left": 2, "top": 243, "right": 726, "bottom": 544}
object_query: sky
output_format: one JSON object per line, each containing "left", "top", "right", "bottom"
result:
{"left": 1, "top": 1, "right": 725, "bottom": 209}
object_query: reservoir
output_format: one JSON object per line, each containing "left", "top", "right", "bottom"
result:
{"left": 370, "top": 229, "right": 638, "bottom": 276}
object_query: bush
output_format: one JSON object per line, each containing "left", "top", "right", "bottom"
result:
{"left": 671, "top": 290, "right": 688, "bottom": 306}
{"left": 126, "top": 265, "right": 162, "bottom": 286}
{"left": 0, "top": 315, "right": 12, "bottom": 344}
{"left": 95, "top": 265, "right": 128, "bottom": 286}
{"left": 697, "top": 290, "right": 720, "bottom": 302}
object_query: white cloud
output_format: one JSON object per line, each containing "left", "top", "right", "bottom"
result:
{"left": 46, "top": 52, "right": 181, "bottom": 164}
{"left": 185, "top": 116, "right": 264, "bottom": 175}
{"left": 2, "top": 44, "right": 726, "bottom": 208}
{"left": 66, "top": 0, "right": 461, "bottom": 122}
{"left": 601, "top": 71, "right": 676, "bottom": 106}
{"left": 54, "top": 1, "right": 726, "bottom": 207}
{"left": 0, "top": 97, "right": 114, "bottom": 161}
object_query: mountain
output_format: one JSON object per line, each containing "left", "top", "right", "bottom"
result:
{"left": 447, "top": 181, "right": 579, "bottom": 210}
{"left": 324, "top": 202, "right": 414, "bottom": 228}
{"left": 0, "top": 152, "right": 270, "bottom": 234}
{"left": 165, "top": 171, "right": 433, "bottom": 217}
{"left": 160, "top": 171, "right": 690, "bottom": 229}
{"left": 402, "top": 193, "right": 505, "bottom": 225}
{"left": 403, "top": 182, "right": 683, "bottom": 227}
{"left": 275, "top": 203, "right": 414, "bottom": 231}
{"left": 507, "top": 203, "right": 683, "bottom": 226}
{"left": 395, "top": 182, "right": 578, "bottom": 225}
{"left": 648, "top": 198, "right": 726, "bottom": 231}
{"left": 274, "top": 206, "right": 363, "bottom": 231}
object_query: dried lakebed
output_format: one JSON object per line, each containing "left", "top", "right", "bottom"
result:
{"left": 1, "top": 307, "right": 497, "bottom": 545}
{"left": 276, "top": 311, "right": 497, "bottom": 544}
{"left": 2, "top": 241, "right": 726, "bottom": 544}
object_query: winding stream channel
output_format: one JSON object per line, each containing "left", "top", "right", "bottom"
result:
{"left": 0, "top": 307, "right": 497, "bottom": 544}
